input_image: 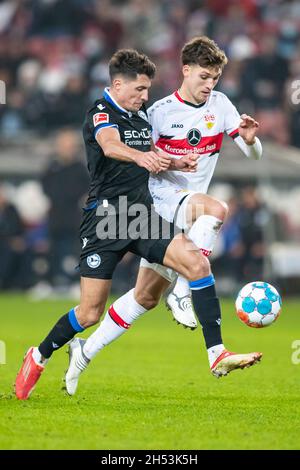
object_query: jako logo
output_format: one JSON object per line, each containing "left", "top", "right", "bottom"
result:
{"left": 171, "top": 124, "right": 184, "bottom": 128}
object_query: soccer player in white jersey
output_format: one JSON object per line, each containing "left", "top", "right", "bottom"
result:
{"left": 143, "top": 36, "right": 262, "bottom": 329}
{"left": 65, "top": 37, "right": 262, "bottom": 395}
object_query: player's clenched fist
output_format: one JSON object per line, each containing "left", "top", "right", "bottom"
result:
{"left": 134, "top": 151, "right": 164, "bottom": 173}
{"left": 172, "top": 153, "right": 199, "bottom": 172}
{"left": 155, "top": 149, "right": 172, "bottom": 171}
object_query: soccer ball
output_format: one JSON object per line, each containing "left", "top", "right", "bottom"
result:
{"left": 235, "top": 281, "right": 282, "bottom": 328}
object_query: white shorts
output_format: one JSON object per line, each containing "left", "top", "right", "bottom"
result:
{"left": 140, "top": 186, "right": 196, "bottom": 282}
{"left": 139, "top": 257, "right": 177, "bottom": 283}
{"left": 150, "top": 186, "right": 197, "bottom": 230}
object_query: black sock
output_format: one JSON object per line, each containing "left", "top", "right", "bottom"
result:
{"left": 191, "top": 283, "right": 223, "bottom": 349}
{"left": 38, "top": 313, "right": 81, "bottom": 359}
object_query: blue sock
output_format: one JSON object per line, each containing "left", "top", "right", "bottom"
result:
{"left": 38, "top": 308, "right": 84, "bottom": 359}
{"left": 189, "top": 275, "right": 223, "bottom": 349}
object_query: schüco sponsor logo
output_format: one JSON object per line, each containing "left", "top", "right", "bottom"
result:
{"left": 124, "top": 129, "right": 151, "bottom": 139}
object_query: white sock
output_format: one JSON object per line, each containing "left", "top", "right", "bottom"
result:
{"left": 188, "top": 214, "right": 223, "bottom": 254}
{"left": 83, "top": 288, "right": 147, "bottom": 360}
{"left": 172, "top": 215, "right": 223, "bottom": 300}
{"left": 33, "top": 347, "right": 49, "bottom": 366}
{"left": 207, "top": 344, "right": 225, "bottom": 368}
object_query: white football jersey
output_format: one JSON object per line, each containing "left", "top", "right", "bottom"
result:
{"left": 148, "top": 90, "right": 241, "bottom": 195}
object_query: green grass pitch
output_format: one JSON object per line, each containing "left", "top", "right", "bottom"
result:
{"left": 0, "top": 294, "right": 300, "bottom": 450}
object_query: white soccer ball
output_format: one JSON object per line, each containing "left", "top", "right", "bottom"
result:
{"left": 235, "top": 281, "right": 282, "bottom": 328}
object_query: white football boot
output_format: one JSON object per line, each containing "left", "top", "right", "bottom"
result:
{"left": 64, "top": 338, "right": 89, "bottom": 395}
{"left": 211, "top": 349, "right": 262, "bottom": 378}
{"left": 166, "top": 292, "right": 198, "bottom": 330}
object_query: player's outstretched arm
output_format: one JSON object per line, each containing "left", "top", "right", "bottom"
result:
{"left": 96, "top": 127, "right": 166, "bottom": 173}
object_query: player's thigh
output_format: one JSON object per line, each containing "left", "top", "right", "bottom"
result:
{"left": 79, "top": 207, "right": 128, "bottom": 322}
{"left": 134, "top": 262, "right": 172, "bottom": 308}
{"left": 77, "top": 277, "right": 112, "bottom": 326}
{"left": 130, "top": 232, "right": 173, "bottom": 307}
{"left": 183, "top": 193, "right": 228, "bottom": 226}
{"left": 79, "top": 248, "right": 125, "bottom": 325}
{"left": 163, "top": 234, "right": 210, "bottom": 281}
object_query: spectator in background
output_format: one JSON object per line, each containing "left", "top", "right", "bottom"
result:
{"left": 41, "top": 128, "right": 89, "bottom": 289}
{"left": 0, "top": 88, "right": 26, "bottom": 137}
{"left": 57, "top": 75, "right": 87, "bottom": 127}
{"left": 29, "top": 0, "right": 85, "bottom": 38}
{"left": 213, "top": 195, "right": 244, "bottom": 285}
{"left": 0, "top": 185, "right": 26, "bottom": 289}
{"left": 236, "top": 186, "right": 271, "bottom": 282}
{"left": 1, "top": 0, "right": 300, "bottom": 148}
{"left": 241, "top": 34, "right": 289, "bottom": 144}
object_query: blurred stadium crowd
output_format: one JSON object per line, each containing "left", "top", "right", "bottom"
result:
{"left": 1, "top": 0, "right": 300, "bottom": 144}
{"left": 0, "top": 0, "right": 300, "bottom": 295}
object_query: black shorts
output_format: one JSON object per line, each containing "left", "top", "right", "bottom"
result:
{"left": 79, "top": 202, "right": 174, "bottom": 279}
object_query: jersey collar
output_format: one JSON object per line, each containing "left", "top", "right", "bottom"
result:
{"left": 103, "top": 87, "right": 132, "bottom": 116}
{"left": 174, "top": 90, "right": 207, "bottom": 109}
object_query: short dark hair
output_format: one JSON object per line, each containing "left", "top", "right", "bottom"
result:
{"left": 181, "top": 36, "right": 228, "bottom": 69}
{"left": 109, "top": 49, "right": 156, "bottom": 81}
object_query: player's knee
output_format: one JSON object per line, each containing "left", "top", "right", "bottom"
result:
{"left": 134, "top": 290, "right": 159, "bottom": 310}
{"left": 79, "top": 305, "right": 104, "bottom": 327}
{"left": 183, "top": 255, "right": 210, "bottom": 281}
{"left": 218, "top": 200, "right": 229, "bottom": 220}
{"left": 199, "top": 196, "right": 228, "bottom": 221}
{"left": 209, "top": 198, "right": 228, "bottom": 221}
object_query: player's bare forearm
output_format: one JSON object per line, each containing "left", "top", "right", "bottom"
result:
{"left": 102, "top": 138, "right": 143, "bottom": 163}
{"left": 104, "top": 141, "right": 163, "bottom": 173}
{"left": 97, "top": 129, "right": 163, "bottom": 172}
{"left": 96, "top": 127, "right": 141, "bottom": 163}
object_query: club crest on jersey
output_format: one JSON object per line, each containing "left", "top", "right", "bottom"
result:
{"left": 187, "top": 128, "right": 202, "bottom": 146}
{"left": 93, "top": 113, "right": 109, "bottom": 127}
{"left": 204, "top": 113, "right": 215, "bottom": 129}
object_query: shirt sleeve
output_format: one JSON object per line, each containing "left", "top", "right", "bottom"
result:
{"left": 147, "top": 103, "right": 164, "bottom": 145}
{"left": 233, "top": 135, "right": 263, "bottom": 160}
{"left": 223, "top": 95, "right": 241, "bottom": 139}
{"left": 222, "top": 95, "right": 262, "bottom": 160}
{"left": 87, "top": 105, "right": 119, "bottom": 140}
